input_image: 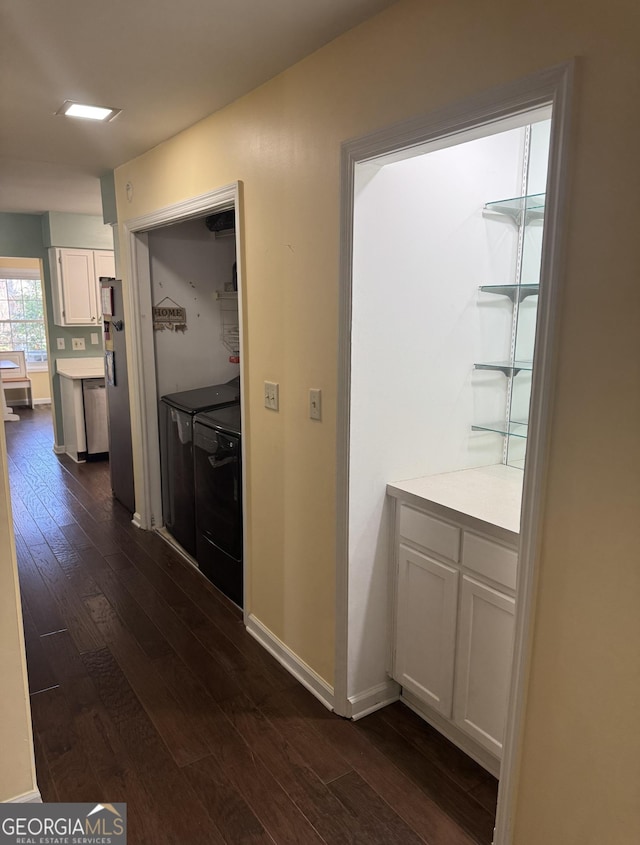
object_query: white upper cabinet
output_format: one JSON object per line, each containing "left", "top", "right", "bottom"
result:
{"left": 49, "top": 248, "right": 115, "bottom": 326}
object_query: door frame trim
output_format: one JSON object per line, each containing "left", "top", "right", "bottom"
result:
{"left": 335, "top": 62, "right": 574, "bottom": 843}
{"left": 122, "top": 182, "right": 249, "bottom": 617}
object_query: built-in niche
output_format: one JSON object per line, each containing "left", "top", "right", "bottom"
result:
{"left": 346, "top": 107, "right": 552, "bottom": 702}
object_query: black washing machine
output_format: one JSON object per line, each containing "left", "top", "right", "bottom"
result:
{"left": 193, "top": 404, "right": 243, "bottom": 606}
{"left": 159, "top": 381, "right": 239, "bottom": 556}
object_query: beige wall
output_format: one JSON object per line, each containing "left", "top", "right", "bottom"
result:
{"left": 114, "top": 0, "right": 640, "bottom": 841}
{"left": 0, "top": 421, "right": 36, "bottom": 801}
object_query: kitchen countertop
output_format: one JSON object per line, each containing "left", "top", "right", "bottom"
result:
{"left": 56, "top": 357, "right": 105, "bottom": 379}
{"left": 387, "top": 464, "right": 523, "bottom": 535}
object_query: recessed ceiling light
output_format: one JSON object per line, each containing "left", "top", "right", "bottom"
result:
{"left": 56, "top": 100, "right": 121, "bottom": 122}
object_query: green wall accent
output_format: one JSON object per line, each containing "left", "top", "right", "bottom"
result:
{"left": 1, "top": 212, "right": 113, "bottom": 448}
{"left": 42, "top": 211, "right": 113, "bottom": 249}
{"left": 100, "top": 172, "right": 118, "bottom": 225}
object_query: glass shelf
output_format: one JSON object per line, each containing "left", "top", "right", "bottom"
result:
{"left": 474, "top": 360, "right": 533, "bottom": 377}
{"left": 479, "top": 284, "right": 539, "bottom": 303}
{"left": 472, "top": 421, "right": 529, "bottom": 439}
{"left": 484, "top": 192, "right": 545, "bottom": 224}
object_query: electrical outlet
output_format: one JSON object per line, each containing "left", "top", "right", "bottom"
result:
{"left": 264, "top": 381, "right": 279, "bottom": 411}
{"left": 309, "top": 388, "right": 322, "bottom": 421}
{"left": 56, "top": 337, "right": 65, "bottom": 350}
{"left": 72, "top": 337, "right": 85, "bottom": 351}
{"left": 90, "top": 332, "right": 99, "bottom": 345}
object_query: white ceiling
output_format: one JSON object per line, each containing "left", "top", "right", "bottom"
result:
{"left": 0, "top": 0, "right": 397, "bottom": 217}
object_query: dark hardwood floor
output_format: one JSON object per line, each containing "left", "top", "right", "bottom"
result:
{"left": 6, "top": 406, "right": 498, "bottom": 844}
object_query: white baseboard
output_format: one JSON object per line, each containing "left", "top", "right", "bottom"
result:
{"left": 246, "top": 614, "right": 334, "bottom": 711}
{"left": 3, "top": 789, "right": 42, "bottom": 804}
{"left": 4, "top": 398, "right": 50, "bottom": 407}
{"left": 348, "top": 678, "right": 400, "bottom": 720}
{"left": 52, "top": 444, "right": 65, "bottom": 455}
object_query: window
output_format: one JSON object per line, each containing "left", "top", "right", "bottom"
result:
{"left": 0, "top": 270, "right": 48, "bottom": 367}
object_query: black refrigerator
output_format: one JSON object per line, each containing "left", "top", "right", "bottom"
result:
{"left": 101, "top": 278, "right": 135, "bottom": 514}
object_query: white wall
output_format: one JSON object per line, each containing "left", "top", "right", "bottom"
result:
{"left": 347, "top": 122, "right": 537, "bottom": 698}
{"left": 149, "top": 218, "right": 238, "bottom": 397}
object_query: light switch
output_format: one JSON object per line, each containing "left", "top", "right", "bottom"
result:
{"left": 56, "top": 337, "right": 65, "bottom": 350}
{"left": 309, "top": 388, "right": 322, "bottom": 421}
{"left": 72, "top": 338, "right": 85, "bottom": 351}
{"left": 264, "top": 381, "right": 279, "bottom": 411}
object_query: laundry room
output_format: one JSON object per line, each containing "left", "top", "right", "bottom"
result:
{"left": 146, "top": 208, "right": 244, "bottom": 607}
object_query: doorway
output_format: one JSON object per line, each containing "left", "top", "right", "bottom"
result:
{"left": 123, "top": 183, "right": 248, "bottom": 613}
{"left": 0, "top": 258, "right": 52, "bottom": 418}
{"left": 335, "top": 64, "right": 573, "bottom": 844}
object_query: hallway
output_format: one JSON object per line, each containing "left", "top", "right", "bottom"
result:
{"left": 6, "top": 407, "right": 497, "bottom": 844}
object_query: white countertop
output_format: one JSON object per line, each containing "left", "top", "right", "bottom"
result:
{"left": 387, "top": 464, "right": 523, "bottom": 535}
{"left": 56, "top": 357, "right": 105, "bottom": 379}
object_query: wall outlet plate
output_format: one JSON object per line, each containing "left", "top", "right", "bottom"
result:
{"left": 72, "top": 337, "right": 85, "bottom": 351}
{"left": 90, "top": 333, "right": 99, "bottom": 345}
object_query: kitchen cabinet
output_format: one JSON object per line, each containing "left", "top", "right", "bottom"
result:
{"left": 49, "top": 247, "right": 115, "bottom": 326}
{"left": 57, "top": 358, "right": 107, "bottom": 461}
{"left": 388, "top": 466, "right": 520, "bottom": 775}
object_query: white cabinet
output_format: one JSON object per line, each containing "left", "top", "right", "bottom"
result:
{"left": 395, "top": 544, "right": 458, "bottom": 716}
{"left": 388, "top": 478, "right": 519, "bottom": 774}
{"left": 49, "top": 248, "right": 115, "bottom": 326}
{"left": 453, "top": 575, "right": 515, "bottom": 757}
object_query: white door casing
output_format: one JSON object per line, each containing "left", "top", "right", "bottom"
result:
{"left": 336, "top": 61, "right": 574, "bottom": 845}
{"left": 121, "top": 183, "right": 249, "bottom": 619}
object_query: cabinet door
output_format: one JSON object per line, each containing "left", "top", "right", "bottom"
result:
{"left": 93, "top": 251, "right": 115, "bottom": 320}
{"left": 59, "top": 249, "right": 99, "bottom": 325}
{"left": 93, "top": 250, "right": 115, "bottom": 281}
{"left": 453, "top": 575, "right": 515, "bottom": 758}
{"left": 394, "top": 544, "right": 458, "bottom": 717}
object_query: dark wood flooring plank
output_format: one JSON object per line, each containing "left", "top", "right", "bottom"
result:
{"left": 32, "top": 727, "right": 59, "bottom": 803}
{"left": 329, "top": 771, "right": 426, "bottom": 845}
{"left": 30, "top": 686, "right": 104, "bottom": 802}
{"left": 113, "top": 563, "right": 244, "bottom": 703}
{"left": 14, "top": 534, "right": 66, "bottom": 636}
{"left": 221, "top": 692, "right": 391, "bottom": 845}
{"left": 353, "top": 710, "right": 495, "bottom": 844}
{"left": 40, "top": 631, "right": 170, "bottom": 845}
{"left": 146, "top": 653, "right": 277, "bottom": 844}
{"left": 184, "top": 755, "right": 277, "bottom": 845}
{"left": 82, "top": 646, "right": 228, "bottom": 845}
{"left": 9, "top": 493, "right": 49, "bottom": 545}
{"left": 84, "top": 593, "right": 211, "bottom": 767}
{"left": 84, "top": 563, "right": 171, "bottom": 661}
{"left": 103, "top": 550, "right": 132, "bottom": 572}
{"left": 284, "top": 685, "right": 479, "bottom": 845}
{"left": 260, "top": 688, "right": 352, "bottom": 785}
{"left": 20, "top": 601, "right": 59, "bottom": 695}
{"left": 29, "top": 541, "right": 103, "bottom": 653}
{"left": 378, "top": 701, "right": 494, "bottom": 794}
{"left": 114, "top": 520, "right": 299, "bottom": 699}
{"left": 184, "top": 700, "right": 326, "bottom": 845}
{"left": 467, "top": 779, "right": 500, "bottom": 816}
